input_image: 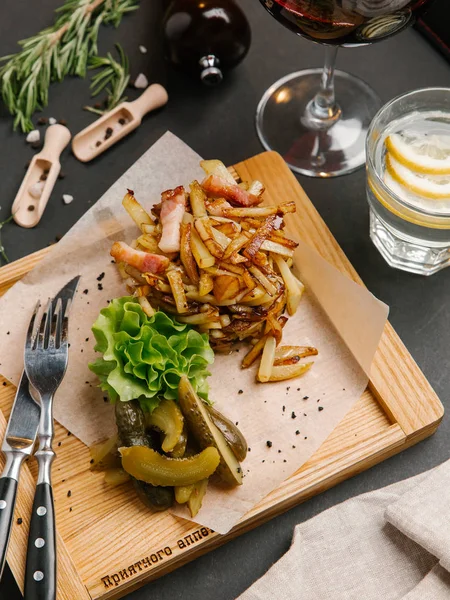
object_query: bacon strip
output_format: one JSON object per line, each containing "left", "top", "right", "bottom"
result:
{"left": 158, "top": 186, "right": 186, "bottom": 253}
{"left": 202, "top": 175, "right": 260, "bottom": 207}
{"left": 111, "top": 242, "right": 169, "bottom": 274}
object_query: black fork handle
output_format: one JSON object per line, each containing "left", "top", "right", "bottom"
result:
{"left": 24, "top": 482, "right": 56, "bottom": 600}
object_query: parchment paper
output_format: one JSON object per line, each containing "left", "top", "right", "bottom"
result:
{"left": 0, "top": 132, "right": 388, "bottom": 534}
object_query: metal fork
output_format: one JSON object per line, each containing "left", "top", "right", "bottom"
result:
{"left": 23, "top": 297, "right": 70, "bottom": 600}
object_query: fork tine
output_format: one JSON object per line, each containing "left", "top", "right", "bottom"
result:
{"left": 50, "top": 298, "right": 63, "bottom": 348}
{"left": 25, "top": 301, "right": 42, "bottom": 351}
{"left": 60, "top": 304, "right": 69, "bottom": 348}
{"left": 37, "top": 299, "right": 52, "bottom": 350}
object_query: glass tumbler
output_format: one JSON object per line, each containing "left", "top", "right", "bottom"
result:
{"left": 366, "top": 87, "right": 450, "bottom": 276}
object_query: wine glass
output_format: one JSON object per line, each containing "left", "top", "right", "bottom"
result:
{"left": 256, "top": 0, "right": 435, "bottom": 177}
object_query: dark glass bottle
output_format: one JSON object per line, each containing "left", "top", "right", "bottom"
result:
{"left": 162, "top": 0, "right": 252, "bottom": 85}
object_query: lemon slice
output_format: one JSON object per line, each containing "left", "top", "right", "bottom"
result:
{"left": 386, "top": 153, "right": 450, "bottom": 200}
{"left": 383, "top": 170, "right": 414, "bottom": 204}
{"left": 386, "top": 133, "right": 450, "bottom": 175}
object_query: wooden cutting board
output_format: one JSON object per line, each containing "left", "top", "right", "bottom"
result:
{"left": 0, "top": 151, "right": 443, "bottom": 600}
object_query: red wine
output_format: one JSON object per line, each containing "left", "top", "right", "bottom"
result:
{"left": 260, "top": 0, "right": 434, "bottom": 46}
{"left": 163, "top": 0, "right": 251, "bottom": 84}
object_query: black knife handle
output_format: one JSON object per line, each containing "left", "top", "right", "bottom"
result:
{"left": 24, "top": 483, "right": 56, "bottom": 600}
{"left": 0, "top": 476, "right": 18, "bottom": 580}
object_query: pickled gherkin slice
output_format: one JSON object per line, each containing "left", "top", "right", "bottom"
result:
{"left": 188, "top": 479, "right": 208, "bottom": 517}
{"left": 178, "top": 375, "right": 243, "bottom": 487}
{"left": 175, "top": 484, "right": 194, "bottom": 504}
{"left": 146, "top": 399, "right": 184, "bottom": 453}
{"left": 206, "top": 405, "right": 247, "bottom": 462}
{"left": 120, "top": 445, "right": 220, "bottom": 487}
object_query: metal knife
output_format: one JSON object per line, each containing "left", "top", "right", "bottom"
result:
{"left": 0, "top": 372, "right": 40, "bottom": 580}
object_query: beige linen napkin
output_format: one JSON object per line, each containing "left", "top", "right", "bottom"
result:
{"left": 238, "top": 460, "right": 450, "bottom": 600}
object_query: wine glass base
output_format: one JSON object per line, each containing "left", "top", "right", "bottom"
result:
{"left": 256, "top": 69, "right": 381, "bottom": 178}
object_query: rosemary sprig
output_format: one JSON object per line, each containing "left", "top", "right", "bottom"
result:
{"left": 84, "top": 43, "right": 130, "bottom": 115}
{"left": 0, "top": 213, "right": 14, "bottom": 265}
{"left": 0, "top": 0, "right": 139, "bottom": 132}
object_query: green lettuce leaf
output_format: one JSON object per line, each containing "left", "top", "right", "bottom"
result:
{"left": 89, "top": 297, "right": 214, "bottom": 412}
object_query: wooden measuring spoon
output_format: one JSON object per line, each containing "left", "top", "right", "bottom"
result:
{"left": 72, "top": 83, "right": 169, "bottom": 162}
{"left": 12, "top": 124, "right": 71, "bottom": 228}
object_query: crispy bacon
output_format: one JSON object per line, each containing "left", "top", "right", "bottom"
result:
{"left": 158, "top": 186, "right": 186, "bottom": 253}
{"left": 111, "top": 242, "right": 169, "bottom": 274}
{"left": 205, "top": 198, "right": 233, "bottom": 216}
{"left": 202, "top": 175, "right": 260, "bottom": 207}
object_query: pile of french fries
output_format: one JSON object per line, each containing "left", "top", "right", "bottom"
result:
{"left": 117, "top": 160, "right": 318, "bottom": 382}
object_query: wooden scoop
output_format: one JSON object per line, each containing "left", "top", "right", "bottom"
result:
{"left": 12, "top": 124, "right": 71, "bottom": 228}
{"left": 72, "top": 84, "right": 169, "bottom": 162}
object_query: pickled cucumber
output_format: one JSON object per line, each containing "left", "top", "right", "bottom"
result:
{"left": 188, "top": 479, "right": 208, "bottom": 517}
{"left": 115, "top": 400, "right": 174, "bottom": 511}
{"left": 175, "top": 484, "right": 194, "bottom": 504}
{"left": 146, "top": 399, "right": 184, "bottom": 453}
{"left": 178, "top": 376, "right": 243, "bottom": 487}
{"left": 120, "top": 446, "right": 220, "bottom": 487}
{"left": 206, "top": 405, "right": 247, "bottom": 462}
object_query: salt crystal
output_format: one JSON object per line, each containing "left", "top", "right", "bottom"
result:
{"left": 62, "top": 194, "right": 74, "bottom": 205}
{"left": 134, "top": 73, "right": 148, "bottom": 89}
{"left": 139, "top": 45, "right": 147, "bottom": 54}
{"left": 29, "top": 181, "right": 45, "bottom": 199}
{"left": 48, "top": 117, "right": 57, "bottom": 125}
{"left": 26, "top": 130, "right": 40, "bottom": 144}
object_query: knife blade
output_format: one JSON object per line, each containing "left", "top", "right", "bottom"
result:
{"left": 0, "top": 371, "right": 40, "bottom": 580}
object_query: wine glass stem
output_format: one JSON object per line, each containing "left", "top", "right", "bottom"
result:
{"left": 308, "top": 45, "right": 341, "bottom": 123}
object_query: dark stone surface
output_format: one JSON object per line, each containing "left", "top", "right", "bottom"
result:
{"left": 0, "top": 1, "right": 449, "bottom": 598}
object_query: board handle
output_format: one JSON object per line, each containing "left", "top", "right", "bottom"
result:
{"left": 130, "top": 84, "right": 168, "bottom": 121}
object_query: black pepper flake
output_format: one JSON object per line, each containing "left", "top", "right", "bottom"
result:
{"left": 238, "top": 389, "right": 243, "bottom": 395}
{"left": 96, "top": 140, "right": 102, "bottom": 147}
{"left": 85, "top": 338, "right": 89, "bottom": 343}
{"left": 282, "top": 405, "right": 285, "bottom": 412}
{"left": 103, "top": 397, "right": 108, "bottom": 403}
{"left": 68, "top": 343, "right": 71, "bottom": 348}
{"left": 304, "top": 436, "right": 308, "bottom": 439}
{"left": 67, "top": 490, "right": 72, "bottom": 497}
{"left": 6, "top": 332, "right": 10, "bottom": 335}
{"left": 97, "top": 283, "right": 103, "bottom": 291}
{"left": 97, "top": 272, "right": 105, "bottom": 281}
{"left": 83, "top": 289, "right": 88, "bottom": 295}
{"left": 303, "top": 413, "right": 307, "bottom": 416}
{"left": 262, "top": 460, "right": 265, "bottom": 463}
{"left": 17, "top": 518, "right": 23, "bottom": 525}
{"left": 297, "top": 388, "right": 301, "bottom": 391}
{"left": 62, "top": 479, "right": 65, "bottom": 483}
{"left": 295, "top": 430, "right": 300, "bottom": 435}
{"left": 118, "top": 117, "right": 126, "bottom": 125}
{"left": 127, "top": 189, "right": 134, "bottom": 196}
{"left": 303, "top": 396, "right": 309, "bottom": 400}
{"left": 235, "top": 349, "right": 240, "bottom": 353}
{"left": 58, "top": 442, "right": 61, "bottom": 447}
{"left": 291, "top": 412, "right": 296, "bottom": 419}
{"left": 237, "top": 467, "right": 241, "bottom": 474}
{"left": 90, "top": 459, "right": 94, "bottom": 464}
{"left": 286, "top": 386, "right": 290, "bottom": 391}
{"left": 235, "top": 422, "right": 239, "bottom": 426}
{"left": 318, "top": 406, "right": 324, "bottom": 412}
{"left": 292, "top": 445, "right": 296, "bottom": 449}
{"left": 283, "top": 459, "right": 287, "bottom": 463}
{"left": 2, "top": 382, "right": 6, "bottom": 387}
{"left": 28, "top": 205, "right": 35, "bottom": 212}
{"left": 81, "top": 349, "right": 83, "bottom": 353}
{"left": 105, "top": 127, "right": 113, "bottom": 140}
{"left": 69, "top": 507, "right": 73, "bottom": 512}
{"left": 343, "top": 388, "right": 346, "bottom": 391}
{"left": 67, "top": 431, "right": 72, "bottom": 436}
{"left": 248, "top": 447, "right": 251, "bottom": 452}
{"left": 39, "top": 173, "right": 48, "bottom": 181}
{"left": 266, "top": 440, "right": 272, "bottom": 448}
{"left": 278, "top": 449, "right": 281, "bottom": 453}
